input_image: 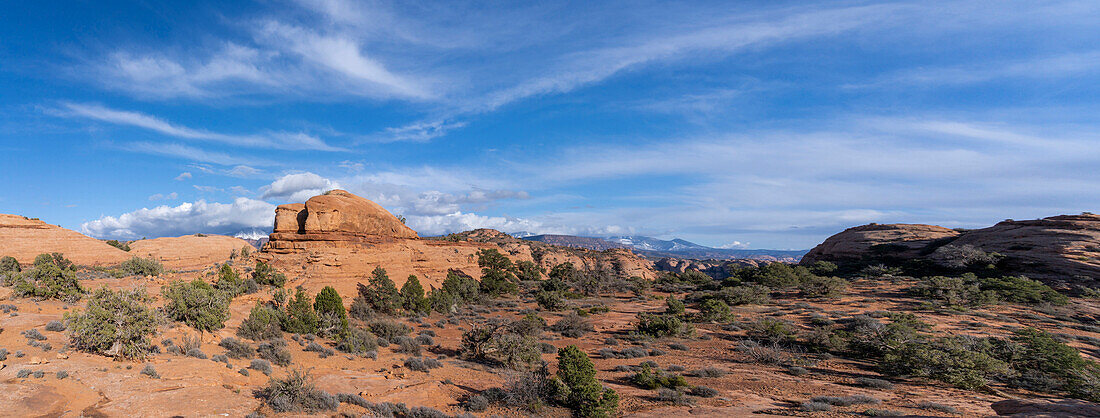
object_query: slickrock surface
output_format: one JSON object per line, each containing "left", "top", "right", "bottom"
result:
{"left": 129, "top": 234, "right": 254, "bottom": 271}
{"left": 800, "top": 223, "right": 960, "bottom": 264}
{"left": 950, "top": 214, "right": 1100, "bottom": 280}
{"left": 0, "top": 214, "right": 130, "bottom": 265}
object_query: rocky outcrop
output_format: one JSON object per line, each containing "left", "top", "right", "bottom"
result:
{"left": 800, "top": 214, "right": 1100, "bottom": 281}
{"left": 265, "top": 190, "right": 417, "bottom": 253}
{"left": 0, "top": 214, "right": 130, "bottom": 266}
{"left": 260, "top": 191, "right": 471, "bottom": 295}
{"left": 991, "top": 398, "right": 1100, "bottom": 417}
{"left": 801, "top": 223, "right": 960, "bottom": 264}
{"left": 949, "top": 214, "right": 1100, "bottom": 280}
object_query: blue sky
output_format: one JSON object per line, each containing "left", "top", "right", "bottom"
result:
{"left": 1, "top": 0, "right": 1098, "bottom": 249}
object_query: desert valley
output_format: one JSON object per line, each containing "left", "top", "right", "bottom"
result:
{"left": 0, "top": 190, "right": 1098, "bottom": 417}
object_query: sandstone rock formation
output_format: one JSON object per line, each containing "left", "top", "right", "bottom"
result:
{"left": 800, "top": 223, "right": 960, "bottom": 264}
{"left": 949, "top": 214, "right": 1100, "bottom": 280}
{"left": 267, "top": 190, "right": 417, "bottom": 253}
{"left": 801, "top": 214, "right": 1100, "bottom": 281}
{"left": 0, "top": 214, "right": 130, "bottom": 266}
{"left": 991, "top": 398, "right": 1100, "bottom": 417}
{"left": 129, "top": 234, "right": 254, "bottom": 271}
{"left": 257, "top": 191, "right": 659, "bottom": 298}
{"left": 259, "top": 191, "right": 486, "bottom": 297}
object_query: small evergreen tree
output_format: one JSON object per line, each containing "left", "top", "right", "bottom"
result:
{"left": 215, "top": 263, "right": 242, "bottom": 295}
{"left": 400, "top": 275, "right": 429, "bottom": 313}
{"left": 356, "top": 267, "right": 400, "bottom": 314}
{"left": 664, "top": 295, "right": 685, "bottom": 316}
{"left": 238, "top": 303, "right": 285, "bottom": 341}
{"left": 283, "top": 287, "right": 319, "bottom": 334}
{"left": 556, "top": 345, "right": 619, "bottom": 417}
{"left": 313, "top": 286, "right": 348, "bottom": 337}
{"left": 253, "top": 260, "right": 287, "bottom": 287}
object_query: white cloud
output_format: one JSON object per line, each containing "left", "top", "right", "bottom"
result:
{"left": 260, "top": 172, "right": 342, "bottom": 202}
{"left": 716, "top": 241, "right": 749, "bottom": 249}
{"left": 148, "top": 192, "right": 179, "bottom": 201}
{"left": 81, "top": 198, "right": 276, "bottom": 239}
{"left": 255, "top": 21, "right": 433, "bottom": 100}
{"left": 61, "top": 102, "right": 344, "bottom": 151}
{"left": 227, "top": 165, "right": 264, "bottom": 177}
{"left": 175, "top": 172, "right": 192, "bottom": 181}
{"left": 129, "top": 142, "right": 270, "bottom": 166}
{"left": 405, "top": 211, "right": 547, "bottom": 236}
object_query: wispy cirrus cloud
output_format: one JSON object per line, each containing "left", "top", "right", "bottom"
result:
{"left": 60, "top": 102, "right": 344, "bottom": 151}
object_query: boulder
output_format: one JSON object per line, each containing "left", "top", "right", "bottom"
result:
{"left": 991, "top": 398, "right": 1100, "bottom": 417}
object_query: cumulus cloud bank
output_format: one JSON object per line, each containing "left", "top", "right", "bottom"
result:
{"left": 81, "top": 198, "right": 275, "bottom": 239}
{"left": 260, "top": 172, "right": 342, "bottom": 202}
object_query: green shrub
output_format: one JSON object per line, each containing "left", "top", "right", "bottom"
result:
{"left": 556, "top": 345, "right": 619, "bottom": 418}
{"left": 746, "top": 318, "right": 797, "bottom": 344}
{"left": 256, "top": 369, "right": 338, "bottom": 413}
{"left": 735, "top": 263, "right": 815, "bottom": 289}
{"left": 982, "top": 276, "right": 1068, "bottom": 306}
{"left": 314, "top": 286, "right": 348, "bottom": 337}
{"left": 442, "top": 270, "right": 481, "bottom": 301}
{"left": 552, "top": 312, "right": 594, "bottom": 338}
{"left": 478, "top": 249, "right": 517, "bottom": 297}
{"left": 696, "top": 299, "right": 734, "bottom": 322}
{"left": 66, "top": 288, "right": 161, "bottom": 359}
{"left": 717, "top": 284, "right": 771, "bottom": 305}
{"left": 253, "top": 261, "right": 286, "bottom": 287}
{"left": 214, "top": 264, "right": 243, "bottom": 296}
{"left": 630, "top": 363, "right": 688, "bottom": 389}
{"left": 237, "top": 304, "right": 284, "bottom": 341}
{"left": 119, "top": 256, "right": 164, "bottom": 277}
{"left": 635, "top": 313, "right": 694, "bottom": 338}
{"left": 163, "top": 279, "right": 231, "bottom": 332}
{"left": 480, "top": 268, "right": 517, "bottom": 297}
{"left": 515, "top": 260, "right": 544, "bottom": 281}
{"left": 808, "top": 261, "right": 838, "bottom": 275}
{"left": 0, "top": 255, "right": 20, "bottom": 278}
{"left": 799, "top": 275, "right": 847, "bottom": 298}
{"left": 283, "top": 288, "right": 319, "bottom": 334}
{"left": 366, "top": 318, "right": 411, "bottom": 341}
{"left": 881, "top": 336, "right": 1008, "bottom": 390}
{"left": 665, "top": 296, "right": 685, "bottom": 316}
{"left": 845, "top": 315, "right": 922, "bottom": 359}
{"left": 536, "top": 290, "right": 568, "bottom": 311}
{"left": 355, "top": 267, "right": 401, "bottom": 315}
{"left": 399, "top": 275, "right": 430, "bottom": 314}
{"left": 219, "top": 337, "right": 254, "bottom": 359}
{"left": 1009, "top": 328, "right": 1094, "bottom": 394}
{"left": 34, "top": 253, "right": 73, "bottom": 270}
{"left": 912, "top": 273, "right": 1066, "bottom": 307}
{"left": 12, "top": 258, "right": 83, "bottom": 302}
{"left": 106, "top": 239, "right": 131, "bottom": 251}
{"left": 336, "top": 327, "right": 378, "bottom": 355}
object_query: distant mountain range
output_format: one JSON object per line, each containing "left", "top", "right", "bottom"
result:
{"left": 517, "top": 233, "right": 806, "bottom": 261}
